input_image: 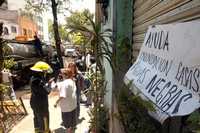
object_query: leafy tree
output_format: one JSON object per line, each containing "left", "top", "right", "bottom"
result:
{"left": 68, "top": 32, "right": 84, "bottom": 45}
{"left": 67, "top": 13, "right": 114, "bottom": 72}
{"left": 50, "top": 0, "right": 65, "bottom": 67}
{"left": 66, "top": 9, "right": 94, "bottom": 26}
{"left": 66, "top": 14, "right": 113, "bottom": 132}
{"left": 25, "top": 0, "right": 70, "bottom": 67}
{"left": 65, "top": 9, "right": 94, "bottom": 46}
{"left": 48, "top": 20, "right": 69, "bottom": 43}
{"left": 0, "top": 20, "right": 16, "bottom": 132}
{"left": 0, "top": 0, "right": 6, "bottom": 83}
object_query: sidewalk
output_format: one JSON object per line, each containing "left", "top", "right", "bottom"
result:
{"left": 10, "top": 93, "right": 90, "bottom": 133}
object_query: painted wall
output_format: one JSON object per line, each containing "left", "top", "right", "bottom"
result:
{"left": 102, "top": 0, "right": 133, "bottom": 106}
{"left": 116, "top": 0, "right": 132, "bottom": 43}
{"left": 18, "top": 16, "right": 38, "bottom": 40}
{"left": 115, "top": 0, "right": 133, "bottom": 87}
{"left": 100, "top": 1, "right": 114, "bottom": 132}
{"left": 100, "top": 0, "right": 133, "bottom": 133}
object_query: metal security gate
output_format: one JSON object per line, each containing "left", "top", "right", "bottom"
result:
{"left": 132, "top": 0, "right": 200, "bottom": 61}
{"left": 132, "top": 0, "right": 200, "bottom": 133}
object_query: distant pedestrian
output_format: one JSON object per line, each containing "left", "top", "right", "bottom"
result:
{"left": 50, "top": 52, "right": 61, "bottom": 82}
{"left": 34, "top": 35, "right": 44, "bottom": 57}
{"left": 54, "top": 68, "right": 77, "bottom": 133}
{"left": 30, "top": 61, "right": 53, "bottom": 133}
{"left": 85, "top": 50, "right": 91, "bottom": 71}
{"left": 89, "top": 57, "right": 97, "bottom": 75}
{"left": 86, "top": 57, "right": 97, "bottom": 106}
{"left": 75, "top": 58, "right": 85, "bottom": 72}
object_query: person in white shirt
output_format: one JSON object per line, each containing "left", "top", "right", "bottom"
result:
{"left": 54, "top": 68, "right": 77, "bottom": 133}
{"left": 85, "top": 51, "right": 91, "bottom": 71}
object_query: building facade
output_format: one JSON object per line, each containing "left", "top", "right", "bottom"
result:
{"left": 100, "top": 0, "right": 200, "bottom": 133}
{"left": 18, "top": 16, "right": 38, "bottom": 39}
{"left": 96, "top": 0, "right": 133, "bottom": 133}
{"left": 0, "top": 9, "right": 19, "bottom": 39}
{"left": 36, "top": 15, "right": 44, "bottom": 39}
{"left": 5, "top": 0, "right": 49, "bottom": 41}
{"left": 0, "top": 0, "right": 38, "bottom": 40}
{"left": 0, "top": 0, "right": 8, "bottom": 10}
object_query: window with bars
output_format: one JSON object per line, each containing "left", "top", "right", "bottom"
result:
{"left": 4, "top": 27, "right": 9, "bottom": 35}
{"left": 23, "top": 28, "right": 27, "bottom": 36}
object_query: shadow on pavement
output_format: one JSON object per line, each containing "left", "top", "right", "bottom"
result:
{"left": 53, "top": 127, "right": 66, "bottom": 133}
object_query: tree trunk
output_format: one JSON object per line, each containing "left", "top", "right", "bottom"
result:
{"left": 0, "top": 22, "right": 5, "bottom": 131}
{"left": 0, "top": 22, "right": 3, "bottom": 84}
{"left": 51, "top": 0, "right": 63, "bottom": 67}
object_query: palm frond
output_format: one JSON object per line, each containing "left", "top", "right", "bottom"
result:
{"left": 100, "top": 45, "right": 112, "bottom": 56}
{"left": 100, "top": 29, "right": 112, "bottom": 34}
{"left": 85, "top": 14, "right": 97, "bottom": 34}
{"left": 102, "top": 55, "right": 115, "bottom": 73}
{"left": 67, "top": 24, "right": 94, "bottom": 34}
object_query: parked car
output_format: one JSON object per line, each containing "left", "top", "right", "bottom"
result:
{"left": 64, "top": 48, "right": 77, "bottom": 57}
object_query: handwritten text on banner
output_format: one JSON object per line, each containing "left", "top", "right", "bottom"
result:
{"left": 124, "top": 21, "right": 200, "bottom": 123}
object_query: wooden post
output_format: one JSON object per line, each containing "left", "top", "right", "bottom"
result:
{"left": 19, "top": 97, "right": 28, "bottom": 115}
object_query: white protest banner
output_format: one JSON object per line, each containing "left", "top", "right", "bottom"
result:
{"left": 124, "top": 20, "right": 200, "bottom": 123}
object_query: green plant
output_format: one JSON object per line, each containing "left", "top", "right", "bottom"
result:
{"left": 89, "top": 104, "right": 109, "bottom": 133}
{"left": 86, "top": 71, "right": 109, "bottom": 133}
{"left": 181, "top": 110, "right": 200, "bottom": 133}
{"left": 3, "top": 58, "right": 16, "bottom": 69}
{"left": 0, "top": 40, "right": 15, "bottom": 97}
{"left": 0, "top": 84, "right": 9, "bottom": 96}
{"left": 117, "top": 83, "right": 160, "bottom": 133}
{"left": 66, "top": 14, "right": 114, "bottom": 73}
{"left": 88, "top": 72, "right": 108, "bottom": 133}
{"left": 116, "top": 37, "right": 132, "bottom": 66}
{"left": 66, "top": 13, "right": 113, "bottom": 133}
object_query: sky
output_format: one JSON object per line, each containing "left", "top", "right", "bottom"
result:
{"left": 69, "top": 0, "right": 95, "bottom": 13}
{"left": 56, "top": 0, "right": 95, "bottom": 24}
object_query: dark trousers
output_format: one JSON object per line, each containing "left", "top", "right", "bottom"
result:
{"left": 33, "top": 111, "right": 49, "bottom": 133}
{"left": 53, "top": 68, "right": 60, "bottom": 82}
{"left": 35, "top": 47, "right": 44, "bottom": 57}
{"left": 76, "top": 93, "right": 80, "bottom": 118}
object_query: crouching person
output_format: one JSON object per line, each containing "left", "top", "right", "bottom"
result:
{"left": 54, "top": 68, "right": 77, "bottom": 133}
{"left": 30, "top": 61, "right": 53, "bottom": 133}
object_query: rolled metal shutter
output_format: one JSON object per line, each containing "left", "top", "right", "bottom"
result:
{"left": 132, "top": 0, "right": 200, "bottom": 61}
